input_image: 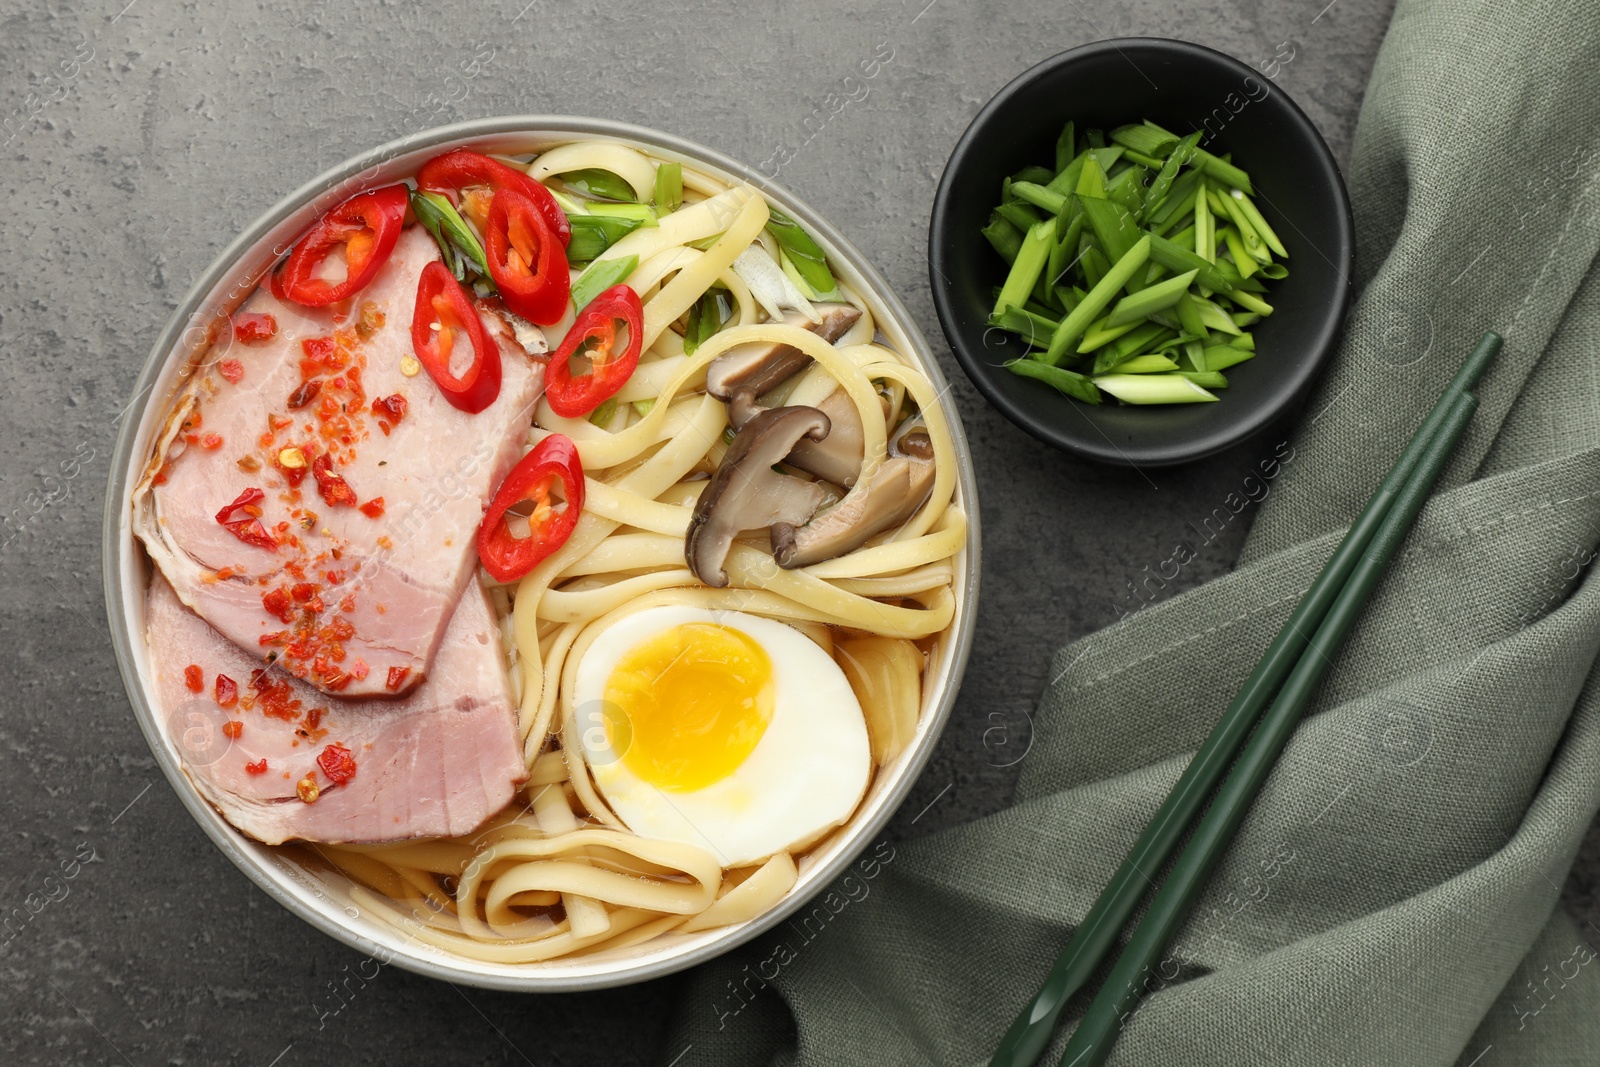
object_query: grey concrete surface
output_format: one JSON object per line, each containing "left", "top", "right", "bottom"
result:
{"left": 3, "top": 1, "right": 1593, "bottom": 1064}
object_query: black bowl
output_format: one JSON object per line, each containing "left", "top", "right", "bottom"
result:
{"left": 929, "top": 38, "right": 1354, "bottom": 467}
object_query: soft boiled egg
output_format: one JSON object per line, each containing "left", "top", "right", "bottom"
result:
{"left": 571, "top": 605, "right": 871, "bottom": 867}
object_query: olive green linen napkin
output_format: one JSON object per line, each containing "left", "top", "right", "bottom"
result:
{"left": 664, "top": 0, "right": 1600, "bottom": 1062}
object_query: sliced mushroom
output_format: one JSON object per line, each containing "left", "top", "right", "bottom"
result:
{"left": 685, "top": 406, "right": 834, "bottom": 587}
{"left": 770, "top": 417, "right": 936, "bottom": 569}
{"left": 704, "top": 303, "right": 863, "bottom": 400}
{"left": 730, "top": 385, "right": 865, "bottom": 488}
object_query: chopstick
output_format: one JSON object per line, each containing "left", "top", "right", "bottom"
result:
{"left": 989, "top": 332, "right": 1502, "bottom": 1067}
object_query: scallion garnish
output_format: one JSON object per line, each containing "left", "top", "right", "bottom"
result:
{"left": 981, "top": 119, "right": 1288, "bottom": 405}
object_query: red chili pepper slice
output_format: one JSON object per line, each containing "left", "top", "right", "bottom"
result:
{"left": 544, "top": 285, "right": 644, "bottom": 418}
{"left": 484, "top": 186, "right": 571, "bottom": 325}
{"left": 215, "top": 487, "right": 276, "bottom": 550}
{"left": 316, "top": 743, "right": 358, "bottom": 785}
{"left": 411, "top": 260, "right": 502, "bottom": 413}
{"left": 416, "top": 147, "right": 571, "bottom": 249}
{"left": 477, "top": 434, "right": 585, "bottom": 583}
{"left": 311, "top": 453, "right": 359, "bottom": 508}
{"left": 233, "top": 312, "right": 278, "bottom": 344}
{"left": 270, "top": 184, "right": 409, "bottom": 307}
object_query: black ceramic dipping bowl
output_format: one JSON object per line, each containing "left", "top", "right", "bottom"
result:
{"left": 929, "top": 38, "right": 1354, "bottom": 466}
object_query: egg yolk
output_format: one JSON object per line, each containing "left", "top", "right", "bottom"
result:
{"left": 602, "top": 623, "right": 776, "bottom": 792}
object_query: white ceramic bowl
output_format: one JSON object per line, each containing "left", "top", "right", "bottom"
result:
{"left": 103, "top": 117, "right": 980, "bottom": 991}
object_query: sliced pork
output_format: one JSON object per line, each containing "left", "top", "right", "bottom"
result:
{"left": 133, "top": 226, "right": 544, "bottom": 697}
{"left": 146, "top": 572, "right": 525, "bottom": 845}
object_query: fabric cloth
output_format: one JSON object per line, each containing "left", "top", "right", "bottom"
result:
{"left": 664, "top": 0, "right": 1600, "bottom": 1062}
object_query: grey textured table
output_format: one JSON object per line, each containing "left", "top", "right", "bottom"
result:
{"left": 5, "top": 1, "right": 1596, "bottom": 1064}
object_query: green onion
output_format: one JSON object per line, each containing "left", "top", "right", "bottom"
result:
{"left": 1009, "top": 182, "right": 1068, "bottom": 216}
{"left": 980, "top": 119, "right": 1287, "bottom": 409}
{"left": 1109, "top": 124, "right": 1177, "bottom": 157}
{"left": 1007, "top": 359, "right": 1101, "bottom": 404}
{"left": 1054, "top": 121, "right": 1076, "bottom": 173}
{"left": 588, "top": 397, "right": 618, "bottom": 427}
{"left": 1229, "top": 188, "right": 1287, "bottom": 256}
{"left": 982, "top": 214, "right": 1024, "bottom": 265}
{"left": 1203, "top": 344, "right": 1255, "bottom": 371}
{"left": 993, "top": 219, "right": 1055, "bottom": 316}
{"left": 587, "top": 202, "right": 657, "bottom": 226}
{"left": 991, "top": 305, "right": 1060, "bottom": 349}
{"left": 566, "top": 215, "right": 644, "bottom": 263}
{"left": 654, "top": 162, "right": 682, "bottom": 212}
{"left": 562, "top": 168, "right": 637, "bottom": 202}
{"left": 1115, "top": 354, "right": 1180, "bottom": 373}
{"left": 683, "top": 288, "right": 727, "bottom": 355}
{"left": 411, "top": 190, "right": 489, "bottom": 280}
{"left": 632, "top": 398, "right": 656, "bottom": 418}
{"left": 1042, "top": 235, "right": 1151, "bottom": 364}
{"left": 765, "top": 207, "right": 837, "bottom": 297}
{"left": 1104, "top": 269, "right": 1198, "bottom": 327}
{"left": 1093, "top": 373, "right": 1218, "bottom": 404}
{"left": 571, "top": 253, "right": 637, "bottom": 312}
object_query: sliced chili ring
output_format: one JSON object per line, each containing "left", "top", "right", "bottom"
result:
{"left": 270, "top": 184, "right": 410, "bottom": 307}
{"left": 477, "top": 434, "right": 585, "bottom": 583}
{"left": 484, "top": 186, "right": 571, "bottom": 326}
{"left": 411, "top": 260, "right": 503, "bottom": 414}
{"left": 544, "top": 284, "right": 643, "bottom": 418}
{"left": 416, "top": 148, "right": 571, "bottom": 249}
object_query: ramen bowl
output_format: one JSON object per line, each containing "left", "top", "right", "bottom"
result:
{"left": 103, "top": 117, "right": 980, "bottom": 992}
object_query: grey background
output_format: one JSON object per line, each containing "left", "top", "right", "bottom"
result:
{"left": 3, "top": 0, "right": 1594, "bottom": 1064}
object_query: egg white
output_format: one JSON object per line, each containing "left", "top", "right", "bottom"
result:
{"left": 572, "top": 605, "right": 871, "bottom": 867}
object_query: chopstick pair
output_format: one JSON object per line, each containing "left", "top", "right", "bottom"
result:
{"left": 989, "top": 332, "right": 1504, "bottom": 1067}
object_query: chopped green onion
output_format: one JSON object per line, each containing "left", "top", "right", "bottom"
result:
{"left": 1009, "top": 182, "right": 1068, "bottom": 216}
{"left": 1229, "top": 289, "right": 1274, "bottom": 317}
{"left": 587, "top": 202, "right": 657, "bottom": 226}
{"left": 588, "top": 397, "right": 618, "bottom": 427}
{"left": 1092, "top": 323, "right": 1175, "bottom": 375}
{"left": 1013, "top": 165, "right": 1057, "bottom": 186}
{"left": 1192, "top": 296, "right": 1242, "bottom": 335}
{"left": 1221, "top": 226, "right": 1258, "bottom": 279}
{"left": 1115, "top": 354, "right": 1181, "bottom": 373}
{"left": 1141, "top": 121, "right": 1254, "bottom": 193}
{"left": 1093, "top": 372, "right": 1218, "bottom": 404}
{"left": 563, "top": 168, "right": 637, "bottom": 202}
{"left": 1054, "top": 121, "right": 1076, "bottom": 173}
{"left": 571, "top": 254, "right": 638, "bottom": 312}
{"left": 1075, "top": 155, "right": 1107, "bottom": 199}
{"left": 983, "top": 214, "right": 1024, "bottom": 264}
{"left": 990, "top": 305, "right": 1060, "bottom": 349}
{"left": 994, "top": 219, "right": 1055, "bottom": 315}
{"left": 1202, "top": 344, "right": 1255, "bottom": 371}
{"left": 654, "top": 162, "right": 682, "bottom": 212}
{"left": 1109, "top": 124, "right": 1177, "bottom": 157}
{"left": 566, "top": 214, "right": 644, "bottom": 263}
{"left": 683, "top": 288, "right": 727, "bottom": 355}
{"left": 1104, "top": 269, "right": 1199, "bottom": 327}
{"left": 765, "top": 207, "right": 837, "bottom": 297}
{"left": 996, "top": 199, "right": 1045, "bottom": 233}
{"left": 1257, "top": 263, "right": 1289, "bottom": 280}
{"left": 1140, "top": 132, "right": 1200, "bottom": 222}
{"left": 1042, "top": 235, "right": 1151, "bottom": 365}
{"left": 632, "top": 398, "right": 657, "bottom": 418}
{"left": 1229, "top": 188, "right": 1287, "bottom": 256}
{"left": 411, "top": 190, "right": 488, "bottom": 280}
{"left": 1007, "top": 359, "right": 1102, "bottom": 404}
{"left": 1077, "top": 317, "right": 1142, "bottom": 353}
{"left": 687, "top": 231, "right": 725, "bottom": 251}
{"left": 1180, "top": 370, "right": 1229, "bottom": 389}
{"left": 1078, "top": 196, "right": 1140, "bottom": 268}
{"left": 1175, "top": 290, "right": 1209, "bottom": 340}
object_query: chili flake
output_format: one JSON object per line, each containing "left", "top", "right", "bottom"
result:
{"left": 222, "top": 720, "right": 243, "bottom": 740}
{"left": 245, "top": 758, "right": 268, "bottom": 775}
{"left": 215, "top": 673, "right": 239, "bottom": 708}
{"left": 184, "top": 664, "right": 204, "bottom": 693}
{"left": 316, "top": 743, "right": 358, "bottom": 785}
{"left": 234, "top": 312, "right": 278, "bottom": 344}
{"left": 218, "top": 358, "right": 245, "bottom": 384}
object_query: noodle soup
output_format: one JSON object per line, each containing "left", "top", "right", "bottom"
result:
{"left": 111, "top": 121, "right": 976, "bottom": 984}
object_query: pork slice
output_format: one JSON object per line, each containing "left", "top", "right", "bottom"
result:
{"left": 133, "top": 225, "right": 545, "bottom": 697}
{"left": 147, "top": 571, "right": 526, "bottom": 845}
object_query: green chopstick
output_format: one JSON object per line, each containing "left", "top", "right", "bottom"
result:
{"left": 1055, "top": 387, "right": 1479, "bottom": 1067}
{"left": 986, "top": 331, "right": 1502, "bottom": 1067}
